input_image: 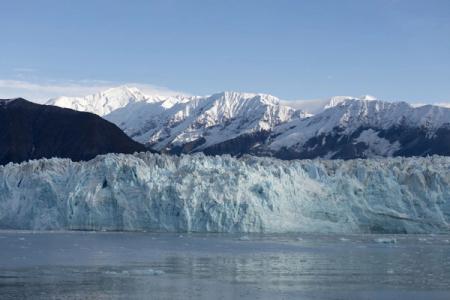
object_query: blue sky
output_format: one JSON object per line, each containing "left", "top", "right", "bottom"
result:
{"left": 1, "top": 0, "right": 450, "bottom": 103}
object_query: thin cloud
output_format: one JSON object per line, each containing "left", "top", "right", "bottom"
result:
{"left": 12, "top": 68, "right": 37, "bottom": 73}
{"left": 0, "top": 79, "right": 188, "bottom": 103}
{"left": 434, "top": 102, "right": 450, "bottom": 108}
{"left": 280, "top": 98, "right": 331, "bottom": 114}
{"left": 411, "top": 102, "right": 450, "bottom": 108}
{"left": 282, "top": 97, "right": 450, "bottom": 114}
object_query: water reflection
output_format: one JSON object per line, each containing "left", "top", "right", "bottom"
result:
{"left": 0, "top": 232, "right": 449, "bottom": 299}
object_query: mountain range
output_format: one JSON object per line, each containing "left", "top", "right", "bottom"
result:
{"left": 47, "top": 86, "right": 450, "bottom": 159}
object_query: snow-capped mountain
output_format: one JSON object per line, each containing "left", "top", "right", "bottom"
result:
{"left": 106, "top": 91, "right": 303, "bottom": 154}
{"left": 264, "top": 98, "right": 450, "bottom": 159}
{"left": 47, "top": 86, "right": 450, "bottom": 159}
{"left": 46, "top": 86, "right": 160, "bottom": 116}
{"left": 280, "top": 94, "right": 378, "bottom": 114}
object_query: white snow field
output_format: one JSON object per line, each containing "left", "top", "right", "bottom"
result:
{"left": 0, "top": 153, "right": 449, "bottom": 233}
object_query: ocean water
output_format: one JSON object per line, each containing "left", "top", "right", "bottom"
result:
{"left": 0, "top": 231, "right": 449, "bottom": 299}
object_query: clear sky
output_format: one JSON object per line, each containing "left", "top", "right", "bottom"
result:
{"left": 1, "top": 0, "right": 450, "bottom": 103}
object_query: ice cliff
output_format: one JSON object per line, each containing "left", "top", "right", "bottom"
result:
{"left": 0, "top": 153, "right": 449, "bottom": 233}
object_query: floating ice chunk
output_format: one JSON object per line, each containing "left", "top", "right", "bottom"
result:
{"left": 418, "top": 238, "right": 428, "bottom": 242}
{"left": 104, "top": 269, "right": 164, "bottom": 276}
{"left": 374, "top": 238, "right": 397, "bottom": 244}
{"left": 129, "top": 269, "right": 165, "bottom": 276}
{"left": 104, "top": 271, "right": 120, "bottom": 276}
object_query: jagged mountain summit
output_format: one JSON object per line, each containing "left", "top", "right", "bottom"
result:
{"left": 0, "top": 98, "right": 145, "bottom": 165}
{"left": 48, "top": 87, "right": 450, "bottom": 159}
{"left": 51, "top": 88, "right": 305, "bottom": 155}
{"left": 106, "top": 91, "right": 305, "bottom": 155}
{"left": 280, "top": 94, "right": 378, "bottom": 114}
{"left": 265, "top": 98, "right": 450, "bottom": 159}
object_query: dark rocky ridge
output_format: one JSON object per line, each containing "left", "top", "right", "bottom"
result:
{"left": 266, "top": 125, "right": 450, "bottom": 160}
{"left": 0, "top": 98, "right": 146, "bottom": 165}
{"left": 155, "top": 125, "right": 450, "bottom": 160}
{"left": 162, "top": 131, "right": 271, "bottom": 157}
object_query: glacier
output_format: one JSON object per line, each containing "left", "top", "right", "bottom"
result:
{"left": 0, "top": 153, "right": 449, "bottom": 233}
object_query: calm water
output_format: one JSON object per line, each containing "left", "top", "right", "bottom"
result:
{"left": 0, "top": 231, "right": 449, "bottom": 299}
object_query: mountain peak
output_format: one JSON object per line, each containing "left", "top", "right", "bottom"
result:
{"left": 324, "top": 96, "right": 356, "bottom": 109}
{"left": 46, "top": 86, "right": 151, "bottom": 116}
{"left": 324, "top": 95, "right": 378, "bottom": 109}
{"left": 101, "top": 85, "right": 147, "bottom": 100}
{"left": 359, "top": 94, "right": 377, "bottom": 101}
{"left": 212, "top": 91, "right": 281, "bottom": 106}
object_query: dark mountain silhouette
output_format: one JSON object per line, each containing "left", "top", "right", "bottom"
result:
{"left": 0, "top": 98, "right": 146, "bottom": 165}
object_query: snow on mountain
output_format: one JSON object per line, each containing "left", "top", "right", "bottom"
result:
{"left": 46, "top": 87, "right": 305, "bottom": 155}
{"left": 281, "top": 95, "right": 378, "bottom": 114}
{"left": 266, "top": 98, "right": 450, "bottom": 159}
{"left": 412, "top": 102, "right": 450, "bottom": 109}
{"left": 104, "top": 94, "right": 189, "bottom": 140}
{"left": 47, "top": 86, "right": 450, "bottom": 159}
{"left": 1, "top": 153, "right": 449, "bottom": 233}
{"left": 275, "top": 99, "right": 450, "bottom": 146}
{"left": 324, "top": 95, "right": 377, "bottom": 109}
{"left": 435, "top": 102, "right": 450, "bottom": 108}
{"left": 46, "top": 86, "right": 163, "bottom": 116}
{"left": 105, "top": 91, "right": 303, "bottom": 153}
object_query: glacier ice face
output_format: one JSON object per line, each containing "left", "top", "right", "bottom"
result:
{"left": 0, "top": 153, "right": 449, "bottom": 233}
